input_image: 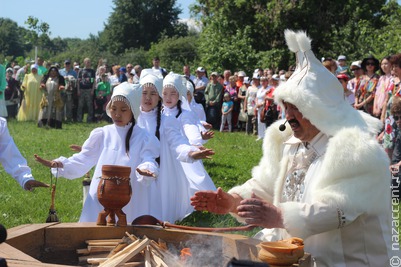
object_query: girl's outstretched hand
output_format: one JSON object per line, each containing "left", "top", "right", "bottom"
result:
{"left": 201, "top": 130, "right": 214, "bottom": 140}
{"left": 136, "top": 168, "right": 156, "bottom": 178}
{"left": 69, "top": 144, "right": 82, "bottom": 152}
{"left": 189, "top": 147, "right": 215, "bottom": 159}
{"left": 34, "top": 154, "right": 63, "bottom": 168}
{"left": 24, "top": 180, "right": 49, "bottom": 191}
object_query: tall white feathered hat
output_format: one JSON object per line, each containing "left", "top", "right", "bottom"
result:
{"left": 274, "top": 30, "right": 381, "bottom": 136}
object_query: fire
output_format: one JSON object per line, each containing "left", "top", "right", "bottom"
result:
{"left": 180, "top": 247, "right": 192, "bottom": 262}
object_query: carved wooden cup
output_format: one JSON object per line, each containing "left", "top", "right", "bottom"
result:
{"left": 97, "top": 165, "right": 132, "bottom": 226}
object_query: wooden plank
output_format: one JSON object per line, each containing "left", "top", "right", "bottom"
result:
{"left": 0, "top": 243, "right": 40, "bottom": 262}
{"left": 5, "top": 223, "right": 58, "bottom": 259}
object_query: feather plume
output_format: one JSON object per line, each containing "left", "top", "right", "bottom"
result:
{"left": 284, "top": 29, "right": 298, "bottom": 53}
{"left": 296, "top": 31, "right": 312, "bottom": 52}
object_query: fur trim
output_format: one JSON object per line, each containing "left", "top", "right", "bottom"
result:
{"left": 312, "top": 127, "right": 390, "bottom": 214}
{"left": 284, "top": 30, "right": 299, "bottom": 53}
{"left": 229, "top": 120, "right": 292, "bottom": 203}
{"left": 296, "top": 31, "right": 311, "bottom": 52}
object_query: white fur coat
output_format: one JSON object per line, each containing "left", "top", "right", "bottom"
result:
{"left": 228, "top": 120, "right": 395, "bottom": 266}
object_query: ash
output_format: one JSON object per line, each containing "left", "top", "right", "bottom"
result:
{"left": 168, "top": 235, "right": 226, "bottom": 267}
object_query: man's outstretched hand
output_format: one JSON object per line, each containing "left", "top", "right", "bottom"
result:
{"left": 190, "top": 187, "right": 239, "bottom": 214}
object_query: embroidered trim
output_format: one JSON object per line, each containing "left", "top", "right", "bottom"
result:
{"left": 336, "top": 208, "right": 346, "bottom": 228}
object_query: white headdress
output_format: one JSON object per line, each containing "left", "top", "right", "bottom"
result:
{"left": 139, "top": 68, "right": 163, "bottom": 97}
{"left": 274, "top": 30, "right": 382, "bottom": 136}
{"left": 106, "top": 82, "right": 142, "bottom": 121}
{"left": 163, "top": 72, "right": 188, "bottom": 101}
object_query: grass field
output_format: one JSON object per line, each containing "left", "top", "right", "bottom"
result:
{"left": 0, "top": 119, "right": 399, "bottom": 244}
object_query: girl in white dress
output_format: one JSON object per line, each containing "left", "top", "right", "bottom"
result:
{"left": 137, "top": 70, "right": 213, "bottom": 223}
{"left": 34, "top": 82, "right": 160, "bottom": 224}
{"left": 162, "top": 73, "right": 217, "bottom": 198}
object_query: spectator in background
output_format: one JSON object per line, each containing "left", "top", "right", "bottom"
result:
{"left": 152, "top": 56, "right": 166, "bottom": 77}
{"left": 132, "top": 65, "right": 142, "bottom": 84}
{"left": 236, "top": 71, "right": 246, "bottom": 89}
{"left": 346, "top": 61, "right": 363, "bottom": 106}
{"left": 374, "top": 56, "right": 393, "bottom": 120}
{"left": 59, "top": 60, "right": 78, "bottom": 122}
{"left": 37, "top": 57, "right": 48, "bottom": 76}
{"left": 77, "top": 58, "right": 96, "bottom": 123}
{"left": 126, "top": 64, "right": 133, "bottom": 79}
{"left": 193, "top": 67, "right": 209, "bottom": 109}
{"left": 244, "top": 73, "right": 260, "bottom": 135}
{"left": 255, "top": 76, "right": 270, "bottom": 141}
{"left": 17, "top": 64, "right": 43, "bottom": 122}
{"left": 205, "top": 72, "right": 223, "bottom": 129}
{"left": 94, "top": 73, "right": 110, "bottom": 122}
{"left": 225, "top": 75, "right": 239, "bottom": 130}
{"left": 0, "top": 64, "right": 7, "bottom": 118}
{"left": 336, "top": 55, "right": 348, "bottom": 74}
{"left": 220, "top": 92, "right": 234, "bottom": 132}
{"left": 38, "top": 66, "right": 65, "bottom": 129}
{"left": 223, "top": 70, "right": 231, "bottom": 88}
{"left": 337, "top": 73, "right": 352, "bottom": 103}
{"left": 380, "top": 53, "right": 401, "bottom": 159}
{"left": 5, "top": 68, "right": 20, "bottom": 119}
{"left": 119, "top": 67, "right": 128, "bottom": 83}
{"left": 183, "top": 65, "right": 195, "bottom": 81}
{"left": 237, "top": 76, "right": 250, "bottom": 130}
{"left": 355, "top": 55, "right": 380, "bottom": 115}
{"left": 109, "top": 65, "right": 121, "bottom": 90}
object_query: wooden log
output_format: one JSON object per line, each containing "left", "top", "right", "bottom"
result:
{"left": 76, "top": 248, "right": 89, "bottom": 255}
{"left": 99, "top": 238, "right": 150, "bottom": 267}
{"left": 87, "top": 257, "right": 108, "bottom": 264}
{"left": 87, "top": 245, "right": 115, "bottom": 253}
{"left": 144, "top": 245, "right": 151, "bottom": 267}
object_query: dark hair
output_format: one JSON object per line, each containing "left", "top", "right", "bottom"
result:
{"left": 391, "top": 97, "right": 401, "bottom": 115}
{"left": 390, "top": 54, "right": 401, "bottom": 69}
{"left": 176, "top": 100, "right": 182, "bottom": 118}
{"left": 125, "top": 116, "right": 136, "bottom": 155}
{"left": 155, "top": 100, "right": 162, "bottom": 164}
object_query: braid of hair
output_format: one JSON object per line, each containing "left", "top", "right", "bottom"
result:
{"left": 155, "top": 100, "right": 162, "bottom": 165}
{"left": 125, "top": 117, "right": 136, "bottom": 155}
{"left": 155, "top": 100, "right": 162, "bottom": 140}
{"left": 176, "top": 100, "right": 182, "bottom": 118}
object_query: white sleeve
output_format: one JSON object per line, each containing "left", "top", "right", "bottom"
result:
{"left": 280, "top": 201, "right": 358, "bottom": 240}
{"left": 163, "top": 115, "right": 199, "bottom": 163}
{"left": 180, "top": 111, "right": 204, "bottom": 146}
{"left": 136, "top": 128, "right": 160, "bottom": 185}
{"left": 51, "top": 128, "right": 104, "bottom": 179}
{"left": 0, "top": 118, "right": 34, "bottom": 189}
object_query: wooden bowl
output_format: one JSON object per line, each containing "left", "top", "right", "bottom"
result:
{"left": 258, "top": 238, "right": 304, "bottom": 266}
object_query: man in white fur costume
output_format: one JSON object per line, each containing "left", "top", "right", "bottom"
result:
{"left": 191, "top": 30, "right": 396, "bottom": 266}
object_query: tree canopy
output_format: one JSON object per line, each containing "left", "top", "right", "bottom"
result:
{"left": 101, "top": 0, "right": 187, "bottom": 53}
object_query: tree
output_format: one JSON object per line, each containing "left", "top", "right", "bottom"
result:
{"left": 101, "top": 0, "right": 187, "bottom": 53}
{"left": 193, "top": 0, "right": 389, "bottom": 71}
{"left": 148, "top": 35, "right": 199, "bottom": 73}
{"left": 0, "top": 18, "right": 25, "bottom": 58}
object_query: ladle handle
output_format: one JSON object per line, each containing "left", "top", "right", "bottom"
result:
{"left": 162, "top": 222, "right": 257, "bottom": 232}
